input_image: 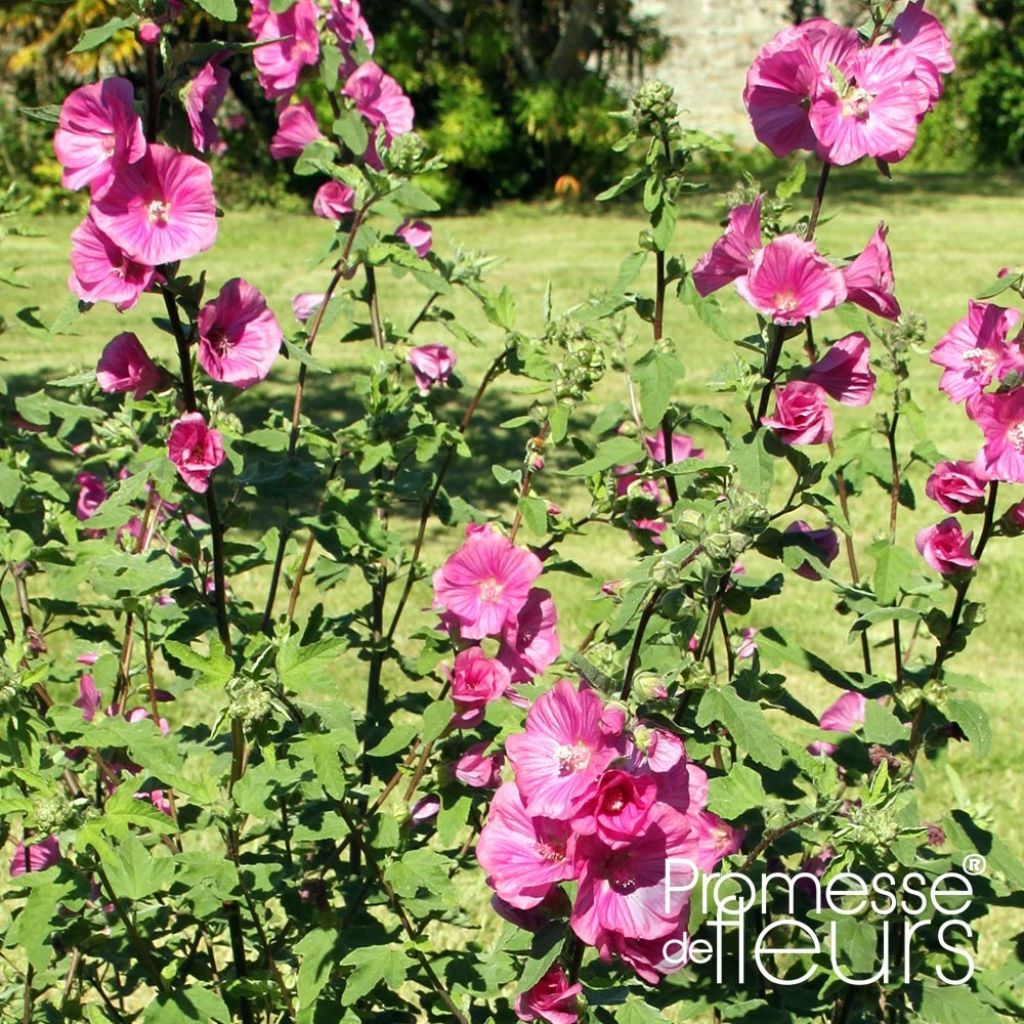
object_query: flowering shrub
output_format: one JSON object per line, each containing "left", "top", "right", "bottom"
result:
{"left": 2, "top": 2, "right": 1024, "bottom": 1024}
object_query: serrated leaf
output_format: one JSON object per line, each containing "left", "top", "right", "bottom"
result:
{"left": 730, "top": 431, "right": 774, "bottom": 503}
{"left": 869, "top": 541, "right": 919, "bottom": 605}
{"left": 340, "top": 945, "right": 411, "bottom": 1006}
{"left": 633, "top": 347, "right": 684, "bottom": 429}
{"left": 706, "top": 763, "right": 765, "bottom": 818}
{"left": 563, "top": 435, "right": 643, "bottom": 477}
{"left": 697, "top": 688, "right": 783, "bottom": 769}
{"left": 295, "top": 928, "right": 337, "bottom": 1023}
{"left": 862, "top": 700, "right": 905, "bottom": 745}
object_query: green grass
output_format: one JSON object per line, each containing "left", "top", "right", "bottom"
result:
{"left": 4, "top": 173, "right": 1023, "bottom": 971}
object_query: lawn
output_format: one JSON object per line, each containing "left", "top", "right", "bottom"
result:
{"left": 4, "top": 170, "right": 1023, "bottom": 969}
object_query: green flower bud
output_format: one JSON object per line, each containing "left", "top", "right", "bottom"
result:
{"left": 383, "top": 131, "right": 429, "bottom": 176}
{"left": 632, "top": 80, "right": 678, "bottom": 133}
{"left": 34, "top": 793, "right": 76, "bottom": 835}
{"left": 231, "top": 680, "right": 272, "bottom": 729}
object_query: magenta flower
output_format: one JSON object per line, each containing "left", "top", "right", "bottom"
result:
{"left": 762, "top": 381, "right": 834, "bottom": 446}
{"left": 643, "top": 431, "right": 703, "bottom": 464}
{"left": 968, "top": 389, "right": 1024, "bottom": 483}
{"left": 74, "top": 673, "right": 103, "bottom": 722}
{"left": 197, "top": 278, "right": 282, "bottom": 389}
{"left": 916, "top": 518, "right": 977, "bottom": 575}
{"left": 9, "top": 837, "right": 60, "bottom": 878}
{"left": 804, "top": 332, "right": 876, "bottom": 406}
{"left": 476, "top": 781, "right": 577, "bottom": 909}
{"left": 96, "top": 332, "right": 163, "bottom": 399}
{"left": 250, "top": 0, "right": 320, "bottom": 99}
{"left": 890, "top": 0, "right": 954, "bottom": 106}
{"left": 497, "top": 588, "right": 561, "bottom": 683}
{"left": 312, "top": 181, "right": 356, "bottom": 221}
{"left": 342, "top": 61, "right": 415, "bottom": 145}
{"left": 91, "top": 144, "right": 218, "bottom": 267}
{"left": 183, "top": 57, "right": 230, "bottom": 154}
{"left": 819, "top": 691, "right": 868, "bottom": 734}
{"left": 736, "top": 626, "right": 758, "bottom": 659}
{"left": 842, "top": 223, "right": 900, "bottom": 320}
{"left": 691, "top": 195, "right": 763, "bottom": 297}
{"left": 734, "top": 234, "right": 846, "bottom": 324}
{"left": 573, "top": 770, "right": 657, "bottom": 848}
{"left": 76, "top": 472, "right": 107, "bottom": 521}
{"left": 270, "top": 100, "right": 324, "bottom": 159}
{"left": 138, "top": 20, "right": 162, "bottom": 46}
{"left": 931, "top": 301, "right": 1024, "bottom": 403}
{"left": 407, "top": 344, "right": 456, "bottom": 392}
{"left": 397, "top": 219, "right": 432, "bottom": 257}
{"left": 505, "top": 680, "right": 620, "bottom": 818}
{"left": 743, "top": 19, "right": 860, "bottom": 158}
{"left": 167, "top": 412, "right": 225, "bottom": 494}
{"left": 53, "top": 77, "right": 146, "bottom": 195}
{"left": 514, "top": 965, "right": 582, "bottom": 1024}
{"left": 809, "top": 47, "right": 931, "bottom": 166}
{"left": 783, "top": 520, "right": 840, "bottom": 580}
{"left": 327, "top": 0, "right": 375, "bottom": 58}
{"left": 448, "top": 647, "right": 511, "bottom": 728}
{"left": 292, "top": 292, "right": 325, "bottom": 323}
{"left": 410, "top": 795, "right": 440, "bottom": 826}
{"left": 454, "top": 742, "right": 504, "bottom": 789}
{"left": 68, "top": 216, "right": 160, "bottom": 311}
{"left": 926, "top": 460, "right": 988, "bottom": 514}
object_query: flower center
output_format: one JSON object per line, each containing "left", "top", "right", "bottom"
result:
{"left": 773, "top": 290, "right": 799, "bottom": 312}
{"left": 478, "top": 577, "right": 504, "bottom": 602}
{"left": 147, "top": 199, "right": 172, "bottom": 225}
{"left": 1009, "top": 420, "right": 1024, "bottom": 452}
{"left": 605, "top": 852, "right": 637, "bottom": 892}
{"left": 535, "top": 839, "right": 565, "bottom": 863}
{"left": 842, "top": 87, "right": 873, "bottom": 120}
{"left": 962, "top": 346, "right": 998, "bottom": 377}
{"left": 554, "top": 741, "right": 590, "bottom": 776}
{"left": 208, "top": 325, "right": 232, "bottom": 355}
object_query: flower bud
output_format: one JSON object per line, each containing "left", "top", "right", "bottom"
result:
{"left": 632, "top": 80, "right": 678, "bottom": 132}
{"left": 384, "top": 131, "right": 429, "bottom": 176}
{"left": 231, "top": 680, "right": 272, "bottom": 728}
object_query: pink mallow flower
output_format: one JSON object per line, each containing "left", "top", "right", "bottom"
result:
{"left": 407, "top": 344, "right": 456, "bottom": 392}
{"left": 505, "top": 680, "right": 621, "bottom": 818}
{"left": 968, "top": 389, "right": 1024, "bottom": 483}
{"left": 74, "top": 673, "right": 103, "bottom": 721}
{"left": 842, "top": 223, "right": 900, "bottom": 321}
{"left": 96, "top": 332, "right": 163, "bottom": 399}
{"left": 783, "top": 520, "right": 840, "bottom": 581}
{"left": 197, "top": 278, "right": 282, "bottom": 389}
{"left": 397, "top": 219, "right": 432, "bottom": 257}
{"left": 53, "top": 77, "right": 146, "bottom": 195}
{"left": 183, "top": 57, "right": 230, "bottom": 154}
{"left": 819, "top": 691, "right": 868, "bottom": 734}
{"left": 75, "top": 472, "right": 107, "bottom": 521}
{"left": 312, "top": 181, "right": 356, "bottom": 221}
{"left": 497, "top": 587, "right": 561, "bottom": 683}
{"left": 327, "top": 0, "right": 375, "bottom": 60}
{"left": 91, "top": 144, "right": 218, "bottom": 267}
{"left": 930, "top": 301, "right": 1024, "bottom": 404}
{"left": 342, "top": 61, "right": 415, "bottom": 146}
{"left": 889, "top": 0, "right": 954, "bottom": 107}
{"left": 250, "top": 0, "right": 320, "bottom": 100}
{"left": 454, "top": 742, "right": 504, "bottom": 789}
{"left": 68, "top": 216, "right": 160, "bottom": 312}
{"left": 762, "top": 381, "right": 834, "bottom": 446}
{"left": 804, "top": 332, "right": 876, "bottom": 406}
{"left": 9, "top": 837, "right": 61, "bottom": 878}
{"left": 691, "top": 195, "right": 763, "bottom": 297}
{"left": 292, "top": 292, "right": 324, "bottom": 323}
{"left": 644, "top": 431, "right": 703, "bottom": 464}
{"left": 448, "top": 647, "right": 511, "bottom": 728}
{"left": 736, "top": 627, "right": 758, "bottom": 659}
{"left": 514, "top": 965, "right": 582, "bottom": 1024}
{"left": 925, "top": 460, "right": 988, "bottom": 514}
{"left": 743, "top": 18, "right": 860, "bottom": 158}
{"left": 167, "top": 412, "right": 225, "bottom": 494}
{"left": 432, "top": 524, "right": 542, "bottom": 640}
{"left": 916, "top": 518, "right": 977, "bottom": 575}
{"left": 734, "top": 234, "right": 847, "bottom": 325}
{"left": 476, "top": 781, "right": 577, "bottom": 910}
{"left": 270, "top": 100, "right": 324, "bottom": 160}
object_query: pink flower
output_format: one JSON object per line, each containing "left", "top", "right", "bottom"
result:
{"left": 197, "top": 278, "right": 282, "bottom": 388}
{"left": 68, "top": 216, "right": 160, "bottom": 311}
{"left": 514, "top": 966, "right": 582, "bottom": 1024}
{"left": 819, "top": 691, "right": 867, "bottom": 733}
{"left": 784, "top": 520, "right": 840, "bottom": 581}
{"left": 327, "top": 0, "right": 375, "bottom": 60}
{"left": 410, "top": 795, "right": 440, "bottom": 825}
{"left": 643, "top": 431, "right": 703, "bottom": 464}
{"left": 925, "top": 460, "right": 988, "bottom": 514}
{"left": 497, "top": 588, "right": 561, "bottom": 683}
{"left": 916, "top": 517, "right": 977, "bottom": 575}
{"left": 448, "top": 647, "right": 511, "bottom": 728}
{"left": 312, "top": 181, "right": 356, "bottom": 221}
{"left": 91, "top": 144, "right": 218, "bottom": 267}
{"left": 397, "top": 219, "right": 432, "bottom": 257}
{"left": 74, "top": 673, "right": 103, "bottom": 721}
{"left": 574, "top": 770, "right": 657, "bottom": 847}
{"left": 691, "top": 196, "right": 763, "bottom": 297}
{"left": 250, "top": 0, "right": 320, "bottom": 99}
{"left": 454, "top": 743, "right": 504, "bottom": 789}
{"left": 968, "top": 389, "right": 1024, "bottom": 483}
{"left": 292, "top": 292, "right": 324, "bottom": 323}
{"left": 270, "top": 100, "right": 324, "bottom": 159}
{"left": 736, "top": 627, "right": 758, "bottom": 659}
{"left": 762, "top": 381, "right": 834, "bottom": 446}
{"left": 809, "top": 47, "right": 931, "bottom": 166}
{"left": 743, "top": 19, "right": 860, "bottom": 158}
{"left": 432, "top": 525, "right": 542, "bottom": 640}
{"left": 96, "top": 332, "right": 163, "bottom": 399}
{"left": 53, "top": 78, "right": 146, "bottom": 194}
{"left": 505, "top": 680, "right": 621, "bottom": 818}
{"left": 890, "top": 0, "right": 954, "bottom": 106}
{"left": 931, "top": 301, "right": 1024, "bottom": 403}
{"left": 842, "top": 223, "right": 900, "bottom": 320}
{"left": 167, "top": 412, "right": 225, "bottom": 493}
{"left": 476, "top": 782, "right": 577, "bottom": 909}
{"left": 734, "top": 234, "right": 846, "bottom": 324}
{"left": 138, "top": 20, "right": 162, "bottom": 45}
{"left": 342, "top": 61, "right": 415, "bottom": 145}
{"left": 804, "top": 332, "right": 876, "bottom": 406}
{"left": 9, "top": 837, "right": 60, "bottom": 878}
{"left": 407, "top": 344, "right": 456, "bottom": 392}
{"left": 183, "top": 57, "right": 230, "bottom": 154}
{"left": 76, "top": 472, "right": 107, "bottom": 521}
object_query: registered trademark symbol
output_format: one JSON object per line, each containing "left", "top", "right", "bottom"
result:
{"left": 963, "top": 854, "right": 987, "bottom": 876}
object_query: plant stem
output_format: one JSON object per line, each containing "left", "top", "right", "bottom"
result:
{"left": 620, "top": 588, "right": 662, "bottom": 701}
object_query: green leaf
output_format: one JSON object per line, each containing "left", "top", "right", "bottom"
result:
{"left": 295, "top": 732, "right": 348, "bottom": 799}
{"left": 515, "top": 923, "right": 564, "bottom": 994}
{"left": 0, "top": 464, "right": 22, "bottom": 506}
{"left": 70, "top": 15, "right": 136, "bottom": 53}
{"left": 651, "top": 198, "right": 677, "bottom": 251}
{"left": 295, "top": 928, "right": 337, "bottom": 1023}
{"left": 616, "top": 995, "right": 671, "bottom": 1024}
{"left": 633, "top": 347, "right": 684, "bottom": 429}
{"left": 775, "top": 160, "right": 807, "bottom": 200}
{"left": 706, "top": 763, "right": 765, "bottom": 818}
{"left": 595, "top": 169, "right": 648, "bottom": 202}
{"left": 548, "top": 403, "right": 570, "bottom": 443}
{"left": 946, "top": 698, "right": 991, "bottom": 758}
{"left": 869, "top": 540, "right": 919, "bottom": 605}
{"left": 421, "top": 698, "right": 454, "bottom": 745}
{"left": 190, "top": 0, "right": 238, "bottom": 20}
{"left": 917, "top": 981, "right": 1004, "bottom": 1024}
{"left": 94, "top": 833, "right": 173, "bottom": 902}
{"left": 4, "top": 880, "right": 72, "bottom": 971}
{"left": 367, "top": 722, "right": 418, "bottom": 757}
{"left": 730, "top": 431, "right": 774, "bottom": 503}
{"left": 563, "top": 435, "right": 643, "bottom": 477}
{"left": 384, "top": 848, "right": 452, "bottom": 900}
{"left": 518, "top": 495, "right": 549, "bottom": 537}
{"left": 164, "top": 638, "right": 233, "bottom": 688}
{"left": 862, "top": 700, "right": 905, "bottom": 745}
{"left": 334, "top": 109, "right": 368, "bottom": 157}
{"left": 697, "top": 687, "right": 784, "bottom": 769}
{"left": 142, "top": 988, "right": 231, "bottom": 1023}
{"left": 340, "top": 945, "right": 411, "bottom": 1006}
